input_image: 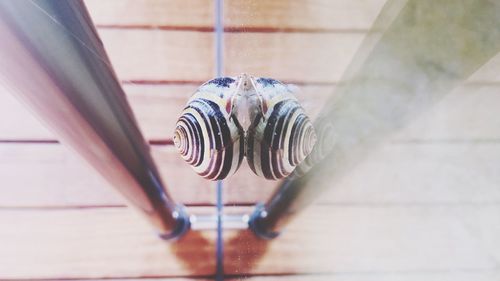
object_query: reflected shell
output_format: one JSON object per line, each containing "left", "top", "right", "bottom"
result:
{"left": 247, "top": 98, "right": 317, "bottom": 180}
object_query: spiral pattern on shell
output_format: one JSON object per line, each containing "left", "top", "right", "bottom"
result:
{"left": 292, "top": 116, "right": 335, "bottom": 177}
{"left": 247, "top": 99, "right": 317, "bottom": 180}
{"left": 174, "top": 96, "right": 244, "bottom": 181}
{"left": 174, "top": 75, "right": 317, "bottom": 181}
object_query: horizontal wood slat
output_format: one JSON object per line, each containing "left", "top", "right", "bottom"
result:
{"left": 223, "top": 32, "right": 364, "bottom": 83}
{"left": 98, "top": 29, "right": 500, "bottom": 85}
{"left": 2, "top": 141, "right": 500, "bottom": 208}
{"left": 223, "top": 273, "right": 500, "bottom": 281}
{"left": 98, "top": 29, "right": 365, "bottom": 84}
{"left": 85, "top": 0, "right": 214, "bottom": 29}
{"left": 0, "top": 207, "right": 217, "bottom": 279}
{"left": 78, "top": 275, "right": 500, "bottom": 281}
{"left": 224, "top": 205, "right": 500, "bottom": 276}
{"left": 322, "top": 142, "right": 500, "bottom": 204}
{"left": 0, "top": 144, "right": 213, "bottom": 207}
{"left": 1, "top": 204, "right": 499, "bottom": 279}
{"left": 224, "top": 0, "right": 387, "bottom": 31}
{"left": 2, "top": 83, "right": 499, "bottom": 141}
{"left": 84, "top": 0, "right": 387, "bottom": 31}
{"left": 99, "top": 30, "right": 215, "bottom": 82}
{"left": 392, "top": 85, "right": 500, "bottom": 141}
{"left": 0, "top": 83, "right": 334, "bottom": 140}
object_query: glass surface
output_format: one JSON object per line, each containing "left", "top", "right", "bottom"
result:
{"left": 0, "top": 0, "right": 499, "bottom": 280}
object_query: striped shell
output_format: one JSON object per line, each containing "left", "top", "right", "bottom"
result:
{"left": 174, "top": 77, "right": 244, "bottom": 180}
{"left": 174, "top": 75, "right": 316, "bottom": 181}
{"left": 246, "top": 78, "right": 317, "bottom": 180}
{"left": 292, "top": 116, "right": 335, "bottom": 178}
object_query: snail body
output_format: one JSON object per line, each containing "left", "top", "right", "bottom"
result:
{"left": 174, "top": 74, "right": 316, "bottom": 181}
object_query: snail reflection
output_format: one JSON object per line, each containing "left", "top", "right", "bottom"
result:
{"left": 173, "top": 74, "right": 317, "bottom": 180}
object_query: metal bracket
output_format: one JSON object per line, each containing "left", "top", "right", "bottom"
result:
{"left": 248, "top": 203, "right": 281, "bottom": 240}
{"left": 189, "top": 213, "right": 249, "bottom": 231}
{"left": 158, "top": 205, "right": 191, "bottom": 240}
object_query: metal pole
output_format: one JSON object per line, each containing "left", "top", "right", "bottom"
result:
{"left": 0, "top": 0, "right": 189, "bottom": 239}
{"left": 249, "top": 0, "right": 500, "bottom": 239}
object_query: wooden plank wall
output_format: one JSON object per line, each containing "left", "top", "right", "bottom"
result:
{"left": 1, "top": 0, "right": 500, "bottom": 280}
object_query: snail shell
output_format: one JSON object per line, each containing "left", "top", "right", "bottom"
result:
{"left": 246, "top": 78, "right": 317, "bottom": 180}
{"left": 292, "top": 115, "right": 335, "bottom": 177}
{"left": 174, "top": 77, "right": 244, "bottom": 180}
{"left": 174, "top": 75, "right": 317, "bottom": 181}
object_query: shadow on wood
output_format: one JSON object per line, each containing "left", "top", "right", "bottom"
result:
{"left": 170, "top": 231, "right": 216, "bottom": 275}
{"left": 224, "top": 230, "right": 270, "bottom": 275}
{"left": 171, "top": 229, "right": 270, "bottom": 276}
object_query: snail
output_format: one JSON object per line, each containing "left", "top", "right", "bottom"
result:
{"left": 173, "top": 77, "right": 244, "bottom": 180}
{"left": 174, "top": 74, "right": 316, "bottom": 181}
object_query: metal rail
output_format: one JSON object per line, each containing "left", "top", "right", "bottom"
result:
{"left": 0, "top": 0, "right": 189, "bottom": 239}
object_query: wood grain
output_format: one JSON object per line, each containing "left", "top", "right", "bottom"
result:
{"left": 224, "top": 205, "right": 500, "bottom": 275}
{"left": 224, "top": 0, "right": 388, "bottom": 31}
{"left": 99, "top": 29, "right": 215, "bottom": 82}
{"left": 2, "top": 141, "right": 500, "bottom": 208}
{"left": 392, "top": 84, "right": 500, "bottom": 141}
{"left": 0, "top": 205, "right": 498, "bottom": 279}
{"left": 0, "top": 143, "right": 215, "bottom": 207}
{"left": 0, "top": 142, "right": 277, "bottom": 207}
{"left": 0, "top": 207, "right": 217, "bottom": 279}
{"left": 41, "top": 273, "right": 500, "bottom": 281}
{"left": 97, "top": 30, "right": 500, "bottom": 84}
{"left": 8, "top": 272, "right": 500, "bottom": 281}
{"left": 97, "top": 29, "right": 366, "bottom": 84}
{"left": 224, "top": 273, "right": 500, "bottom": 281}
{"left": 85, "top": 0, "right": 214, "bottom": 29}
{"left": 322, "top": 142, "right": 500, "bottom": 205}
{"left": 96, "top": 31, "right": 500, "bottom": 86}
{"left": 84, "top": 0, "right": 387, "bottom": 31}
{"left": 0, "top": 83, "right": 335, "bottom": 141}
{"left": 224, "top": 32, "right": 365, "bottom": 83}
{"left": 4, "top": 82, "right": 500, "bottom": 142}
